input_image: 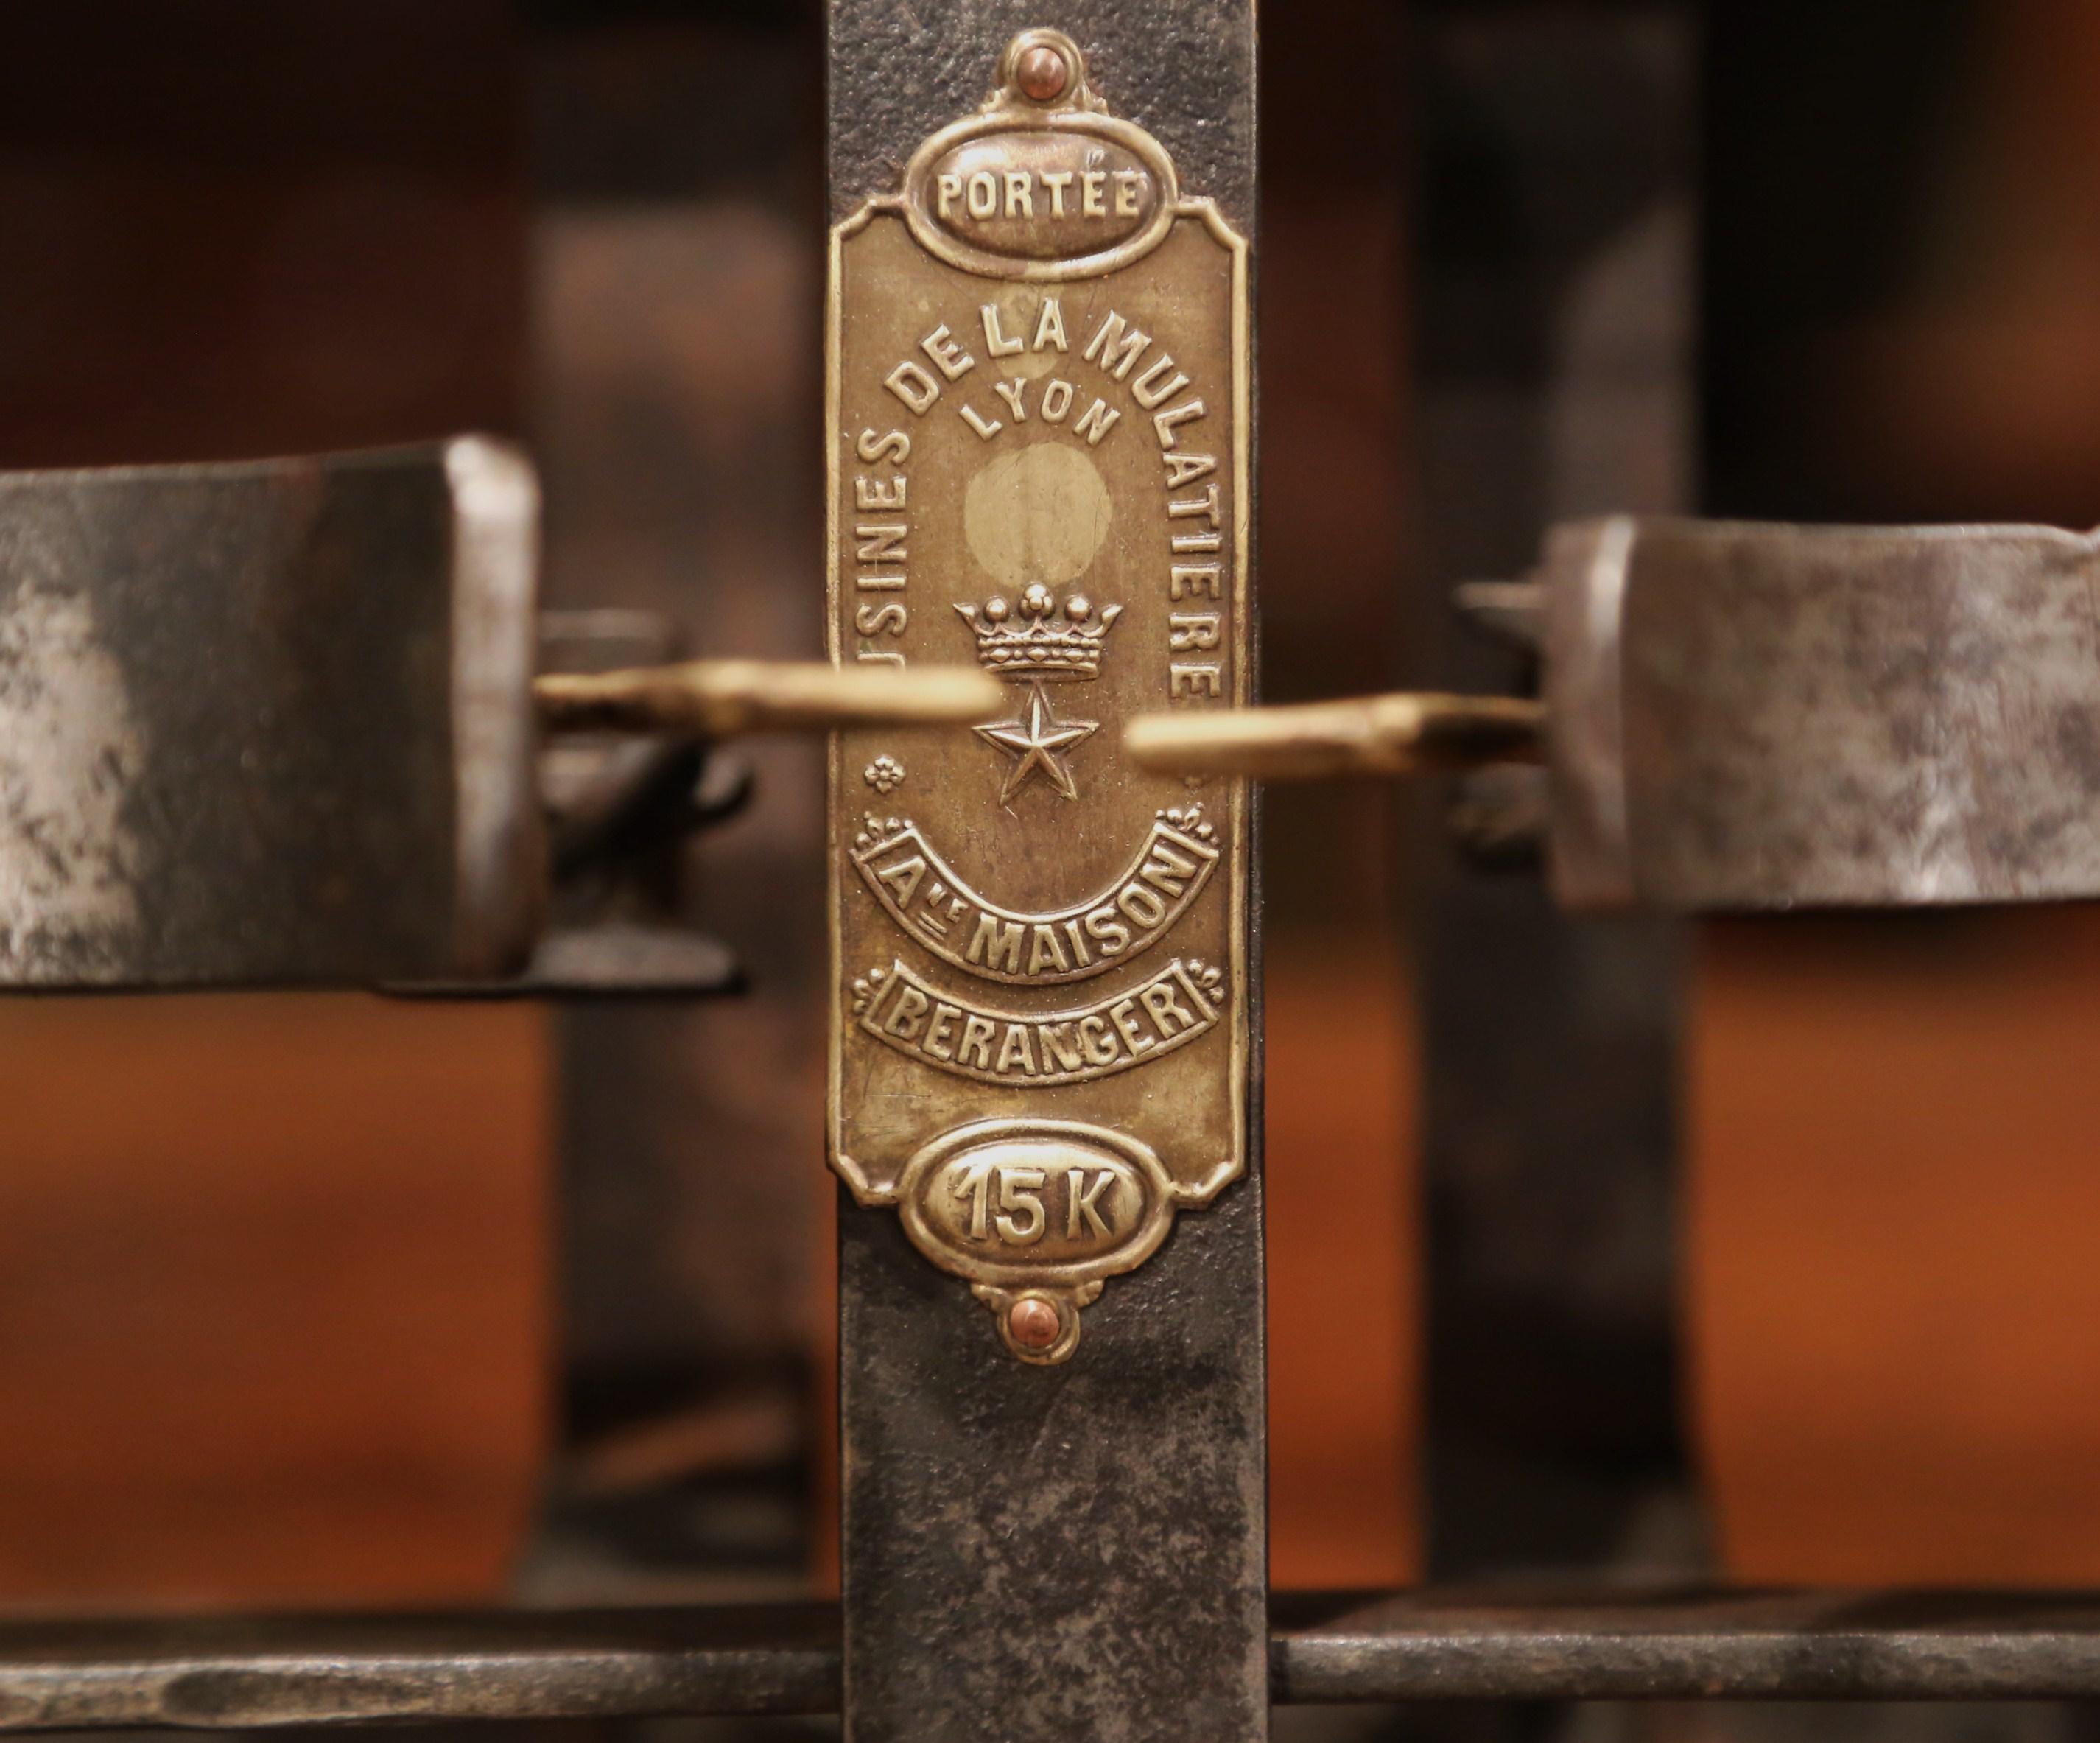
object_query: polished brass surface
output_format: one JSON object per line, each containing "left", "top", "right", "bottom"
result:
{"left": 827, "top": 32, "right": 1251, "bottom": 1359}
{"left": 534, "top": 659, "right": 998, "bottom": 738}
{"left": 1125, "top": 691, "right": 1543, "bottom": 780}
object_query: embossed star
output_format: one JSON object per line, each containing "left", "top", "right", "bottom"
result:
{"left": 975, "top": 683, "right": 1098, "bottom": 803}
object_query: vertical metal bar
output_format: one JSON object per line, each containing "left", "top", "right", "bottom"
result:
{"left": 828, "top": 5, "right": 1264, "bottom": 1740}
{"left": 528, "top": 13, "right": 826, "bottom": 1591}
{"left": 1408, "top": 0, "right": 1699, "bottom": 1589}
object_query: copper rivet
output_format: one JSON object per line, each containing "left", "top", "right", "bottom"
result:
{"left": 1016, "top": 44, "right": 1069, "bottom": 102}
{"left": 1008, "top": 1297, "right": 1061, "bottom": 1350}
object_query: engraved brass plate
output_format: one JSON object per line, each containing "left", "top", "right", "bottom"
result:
{"left": 827, "top": 29, "right": 1249, "bottom": 1362}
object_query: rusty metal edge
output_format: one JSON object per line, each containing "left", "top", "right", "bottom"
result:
{"left": 445, "top": 436, "right": 547, "bottom": 979}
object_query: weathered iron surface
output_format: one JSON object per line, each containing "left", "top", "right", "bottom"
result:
{"left": 14, "top": 1591, "right": 2100, "bottom": 1728}
{"left": 1545, "top": 516, "right": 2100, "bottom": 913}
{"left": 0, "top": 439, "right": 541, "bottom": 987}
{"left": 1274, "top": 1588, "right": 2100, "bottom": 1704}
{"left": 831, "top": 2, "right": 1264, "bottom": 1739}
{"left": 0, "top": 1605, "right": 840, "bottom": 1729}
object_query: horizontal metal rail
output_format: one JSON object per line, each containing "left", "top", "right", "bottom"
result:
{"left": 7, "top": 1589, "right": 2100, "bottom": 1728}
{"left": 1271, "top": 1588, "right": 2100, "bottom": 1702}
{"left": 0, "top": 1605, "right": 839, "bottom": 1730}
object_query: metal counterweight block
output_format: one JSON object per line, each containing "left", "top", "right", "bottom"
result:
{"left": 1137, "top": 516, "right": 2100, "bottom": 916}
{"left": 1546, "top": 515, "right": 2100, "bottom": 911}
{"left": 0, "top": 440, "right": 542, "bottom": 988}
{"left": 0, "top": 442, "right": 1005, "bottom": 993}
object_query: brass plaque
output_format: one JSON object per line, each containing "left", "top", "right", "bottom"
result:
{"left": 827, "top": 29, "right": 1249, "bottom": 1363}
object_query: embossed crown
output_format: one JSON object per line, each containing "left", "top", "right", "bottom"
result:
{"left": 953, "top": 583, "right": 1123, "bottom": 681}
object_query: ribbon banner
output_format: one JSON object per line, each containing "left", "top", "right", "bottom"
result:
{"left": 853, "top": 955, "right": 1225, "bottom": 1086}
{"left": 850, "top": 808, "right": 1220, "bottom": 985}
